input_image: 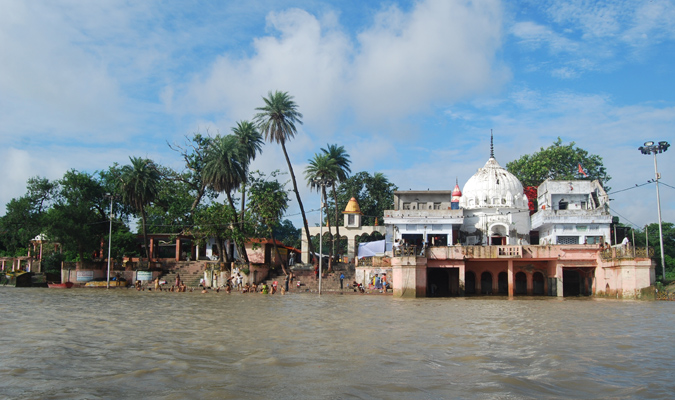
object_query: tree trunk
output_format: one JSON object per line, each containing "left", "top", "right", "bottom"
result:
{"left": 281, "top": 141, "right": 315, "bottom": 263}
{"left": 322, "top": 185, "right": 333, "bottom": 273}
{"left": 215, "top": 236, "right": 225, "bottom": 263}
{"left": 225, "top": 192, "right": 250, "bottom": 264}
{"left": 140, "top": 205, "right": 151, "bottom": 263}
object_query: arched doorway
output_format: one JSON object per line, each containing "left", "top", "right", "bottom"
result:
{"left": 490, "top": 224, "right": 507, "bottom": 245}
{"left": 533, "top": 272, "right": 545, "bottom": 295}
{"left": 481, "top": 272, "right": 492, "bottom": 295}
{"left": 465, "top": 271, "right": 476, "bottom": 295}
{"left": 515, "top": 272, "right": 527, "bottom": 295}
{"left": 498, "top": 272, "right": 508, "bottom": 295}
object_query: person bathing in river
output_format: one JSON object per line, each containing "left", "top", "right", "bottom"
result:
{"left": 261, "top": 282, "right": 269, "bottom": 294}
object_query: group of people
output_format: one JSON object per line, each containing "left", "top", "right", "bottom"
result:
{"left": 371, "top": 273, "right": 389, "bottom": 292}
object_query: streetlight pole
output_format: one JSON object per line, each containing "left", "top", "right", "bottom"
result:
{"left": 638, "top": 141, "right": 670, "bottom": 281}
{"left": 106, "top": 194, "right": 113, "bottom": 289}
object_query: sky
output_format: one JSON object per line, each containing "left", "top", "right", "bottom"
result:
{"left": 1, "top": 0, "right": 674, "bottom": 231}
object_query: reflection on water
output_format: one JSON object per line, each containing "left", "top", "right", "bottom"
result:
{"left": 1, "top": 288, "right": 675, "bottom": 399}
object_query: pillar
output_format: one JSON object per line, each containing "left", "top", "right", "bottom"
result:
{"left": 301, "top": 228, "right": 310, "bottom": 264}
{"left": 391, "top": 256, "right": 427, "bottom": 298}
{"left": 458, "top": 262, "right": 466, "bottom": 296}
{"left": 347, "top": 236, "right": 357, "bottom": 263}
{"left": 556, "top": 262, "right": 563, "bottom": 297}
{"left": 507, "top": 260, "right": 514, "bottom": 297}
{"left": 175, "top": 238, "right": 181, "bottom": 261}
{"left": 526, "top": 272, "right": 533, "bottom": 295}
{"left": 149, "top": 237, "right": 154, "bottom": 261}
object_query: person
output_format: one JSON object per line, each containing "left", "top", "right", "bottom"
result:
{"left": 261, "top": 282, "right": 269, "bottom": 294}
{"left": 154, "top": 277, "right": 160, "bottom": 291}
{"left": 237, "top": 274, "right": 243, "bottom": 291}
{"left": 288, "top": 251, "right": 295, "bottom": 266}
{"left": 622, "top": 236, "right": 630, "bottom": 247}
{"left": 393, "top": 239, "right": 401, "bottom": 256}
{"left": 381, "top": 273, "right": 388, "bottom": 292}
{"left": 175, "top": 273, "right": 181, "bottom": 287}
{"left": 375, "top": 274, "right": 382, "bottom": 291}
{"left": 314, "top": 265, "right": 319, "bottom": 280}
{"left": 251, "top": 282, "right": 257, "bottom": 293}
{"left": 285, "top": 275, "right": 290, "bottom": 293}
{"left": 339, "top": 273, "right": 345, "bottom": 289}
{"left": 271, "top": 283, "right": 277, "bottom": 294}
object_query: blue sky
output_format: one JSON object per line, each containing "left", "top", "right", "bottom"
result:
{"left": 1, "top": 0, "right": 674, "bottom": 230}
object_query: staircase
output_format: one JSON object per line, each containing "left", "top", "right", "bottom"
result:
{"left": 157, "top": 263, "right": 204, "bottom": 288}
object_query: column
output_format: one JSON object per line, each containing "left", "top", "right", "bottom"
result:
{"left": 526, "top": 272, "right": 533, "bottom": 295}
{"left": 149, "top": 237, "right": 154, "bottom": 261}
{"left": 556, "top": 262, "right": 563, "bottom": 297}
{"left": 458, "top": 262, "right": 466, "bottom": 296}
{"left": 347, "top": 235, "right": 357, "bottom": 263}
{"left": 507, "top": 260, "right": 514, "bottom": 297}
{"left": 301, "top": 228, "right": 309, "bottom": 264}
{"left": 175, "top": 238, "right": 181, "bottom": 261}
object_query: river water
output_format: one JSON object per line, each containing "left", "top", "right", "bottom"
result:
{"left": 1, "top": 287, "right": 674, "bottom": 400}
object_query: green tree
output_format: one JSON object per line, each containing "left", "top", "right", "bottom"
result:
{"left": 273, "top": 219, "right": 301, "bottom": 250}
{"left": 0, "top": 177, "right": 55, "bottom": 256}
{"left": 202, "top": 134, "right": 250, "bottom": 263}
{"left": 247, "top": 171, "right": 290, "bottom": 274}
{"left": 254, "top": 90, "right": 315, "bottom": 262}
{"left": 119, "top": 157, "right": 161, "bottom": 261}
{"left": 304, "top": 153, "right": 336, "bottom": 259}
{"left": 506, "top": 137, "right": 611, "bottom": 190}
{"left": 168, "top": 133, "right": 218, "bottom": 213}
{"left": 144, "top": 168, "right": 196, "bottom": 234}
{"left": 632, "top": 222, "right": 675, "bottom": 281}
{"left": 232, "top": 120, "right": 264, "bottom": 221}
{"left": 44, "top": 170, "right": 109, "bottom": 263}
{"left": 322, "top": 144, "right": 351, "bottom": 262}
{"left": 327, "top": 171, "right": 397, "bottom": 254}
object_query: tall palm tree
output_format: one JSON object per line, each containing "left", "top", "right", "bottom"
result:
{"left": 305, "top": 153, "right": 337, "bottom": 264}
{"left": 119, "top": 157, "right": 160, "bottom": 262}
{"left": 321, "top": 144, "right": 351, "bottom": 262}
{"left": 254, "top": 90, "right": 315, "bottom": 262}
{"left": 232, "top": 120, "right": 264, "bottom": 221}
{"left": 202, "top": 134, "right": 250, "bottom": 263}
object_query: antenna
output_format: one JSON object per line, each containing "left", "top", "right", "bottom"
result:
{"left": 490, "top": 129, "right": 494, "bottom": 158}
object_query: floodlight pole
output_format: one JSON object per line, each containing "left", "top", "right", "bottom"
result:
{"left": 639, "top": 141, "right": 669, "bottom": 281}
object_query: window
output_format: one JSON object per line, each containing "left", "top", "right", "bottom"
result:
{"left": 348, "top": 214, "right": 355, "bottom": 225}
{"left": 433, "top": 203, "right": 441, "bottom": 210}
{"left": 576, "top": 225, "right": 588, "bottom": 232}
{"left": 581, "top": 201, "right": 587, "bottom": 209}
{"left": 557, "top": 236, "right": 579, "bottom": 245}
{"left": 559, "top": 200, "right": 568, "bottom": 210}
{"left": 586, "top": 236, "right": 603, "bottom": 244}
{"left": 403, "top": 203, "right": 410, "bottom": 210}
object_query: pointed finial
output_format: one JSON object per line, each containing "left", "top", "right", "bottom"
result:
{"left": 456, "top": 177, "right": 458, "bottom": 185}
{"left": 490, "top": 129, "right": 494, "bottom": 158}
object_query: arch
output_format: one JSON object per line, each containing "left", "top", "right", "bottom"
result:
{"left": 498, "top": 272, "right": 508, "bottom": 295}
{"left": 515, "top": 271, "right": 527, "bottom": 295}
{"left": 465, "top": 271, "right": 476, "bottom": 295}
{"left": 481, "top": 271, "right": 493, "bottom": 295}
{"left": 533, "top": 272, "right": 545, "bottom": 295}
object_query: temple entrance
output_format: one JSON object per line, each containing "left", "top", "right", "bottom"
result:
{"left": 533, "top": 272, "right": 545, "bottom": 295}
{"left": 427, "top": 268, "right": 459, "bottom": 297}
{"left": 498, "top": 272, "right": 508, "bottom": 295}
{"left": 515, "top": 272, "right": 527, "bottom": 295}
{"left": 481, "top": 272, "right": 493, "bottom": 295}
{"left": 465, "top": 271, "right": 476, "bottom": 295}
{"left": 563, "top": 269, "right": 582, "bottom": 296}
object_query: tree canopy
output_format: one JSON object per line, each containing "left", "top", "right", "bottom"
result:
{"left": 506, "top": 137, "right": 611, "bottom": 190}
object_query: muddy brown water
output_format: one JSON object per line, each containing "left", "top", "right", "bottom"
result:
{"left": 1, "top": 287, "right": 674, "bottom": 399}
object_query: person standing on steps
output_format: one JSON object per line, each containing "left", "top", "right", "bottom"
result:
{"left": 339, "top": 273, "right": 344, "bottom": 290}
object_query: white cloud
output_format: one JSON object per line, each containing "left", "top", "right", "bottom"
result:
{"left": 174, "top": 0, "right": 508, "bottom": 134}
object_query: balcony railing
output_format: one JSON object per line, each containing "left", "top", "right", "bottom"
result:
{"left": 393, "top": 245, "right": 419, "bottom": 257}
{"left": 600, "top": 246, "right": 654, "bottom": 261}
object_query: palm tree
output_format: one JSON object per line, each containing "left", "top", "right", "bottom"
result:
{"left": 232, "top": 120, "right": 264, "bottom": 221}
{"left": 254, "top": 90, "right": 315, "bottom": 263}
{"left": 119, "top": 157, "right": 160, "bottom": 262}
{"left": 305, "top": 153, "right": 337, "bottom": 265}
{"left": 202, "top": 134, "right": 250, "bottom": 263}
{"left": 321, "top": 144, "right": 351, "bottom": 262}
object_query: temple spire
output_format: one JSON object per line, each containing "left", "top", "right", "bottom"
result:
{"left": 490, "top": 129, "right": 494, "bottom": 158}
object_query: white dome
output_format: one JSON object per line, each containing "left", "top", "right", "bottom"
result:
{"left": 459, "top": 157, "right": 528, "bottom": 210}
